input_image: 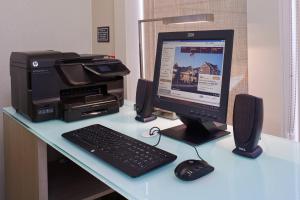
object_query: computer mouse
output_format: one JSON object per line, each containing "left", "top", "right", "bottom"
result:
{"left": 174, "top": 159, "right": 214, "bottom": 181}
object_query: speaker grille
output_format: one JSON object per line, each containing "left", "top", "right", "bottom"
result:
{"left": 233, "top": 94, "right": 256, "bottom": 144}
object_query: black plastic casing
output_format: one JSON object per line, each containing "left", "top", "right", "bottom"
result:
{"left": 135, "top": 79, "right": 157, "bottom": 122}
{"left": 152, "top": 30, "right": 234, "bottom": 124}
{"left": 233, "top": 94, "right": 263, "bottom": 156}
{"left": 10, "top": 51, "right": 127, "bottom": 122}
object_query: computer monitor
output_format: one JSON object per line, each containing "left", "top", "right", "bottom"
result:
{"left": 152, "top": 30, "right": 234, "bottom": 145}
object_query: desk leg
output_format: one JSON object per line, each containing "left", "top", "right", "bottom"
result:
{"left": 3, "top": 113, "right": 48, "bottom": 200}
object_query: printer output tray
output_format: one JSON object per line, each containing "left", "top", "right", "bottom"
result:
{"left": 62, "top": 94, "right": 119, "bottom": 122}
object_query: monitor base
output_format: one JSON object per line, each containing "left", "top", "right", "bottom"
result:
{"left": 160, "top": 119, "right": 230, "bottom": 145}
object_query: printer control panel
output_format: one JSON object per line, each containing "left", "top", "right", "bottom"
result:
{"left": 83, "top": 59, "right": 130, "bottom": 77}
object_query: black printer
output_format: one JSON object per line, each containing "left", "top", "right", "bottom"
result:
{"left": 10, "top": 50, "right": 130, "bottom": 122}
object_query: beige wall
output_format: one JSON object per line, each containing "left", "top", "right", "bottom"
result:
{"left": 0, "top": 1, "right": 92, "bottom": 199}
{"left": 247, "top": 0, "right": 284, "bottom": 136}
{"left": 114, "top": 0, "right": 142, "bottom": 101}
{"left": 92, "top": 0, "right": 115, "bottom": 55}
{"left": 92, "top": 0, "right": 142, "bottom": 101}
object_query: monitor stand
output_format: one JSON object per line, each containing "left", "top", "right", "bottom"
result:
{"left": 160, "top": 115, "right": 230, "bottom": 145}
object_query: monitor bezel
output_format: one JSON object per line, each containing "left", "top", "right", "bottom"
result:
{"left": 152, "top": 30, "right": 234, "bottom": 124}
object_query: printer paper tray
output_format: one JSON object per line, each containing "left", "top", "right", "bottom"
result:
{"left": 62, "top": 94, "right": 119, "bottom": 122}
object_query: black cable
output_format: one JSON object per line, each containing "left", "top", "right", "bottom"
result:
{"left": 153, "top": 131, "right": 161, "bottom": 147}
{"left": 149, "top": 126, "right": 204, "bottom": 160}
{"left": 149, "top": 127, "right": 160, "bottom": 136}
{"left": 192, "top": 145, "right": 204, "bottom": 161}
{"left": 149, "top": 127, "right": 161, "bottom": 146}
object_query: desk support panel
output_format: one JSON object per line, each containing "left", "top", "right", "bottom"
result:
{"left": 3, "top": 113, "right": 48, "bottom": 200}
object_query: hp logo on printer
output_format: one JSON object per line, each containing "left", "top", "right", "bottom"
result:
{"left": 32, "top": 61, "right": 39, "bottom": 68}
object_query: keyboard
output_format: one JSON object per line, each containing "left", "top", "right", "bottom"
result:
{"left": 62, "top": 124, "right": 177, "bottom": 177}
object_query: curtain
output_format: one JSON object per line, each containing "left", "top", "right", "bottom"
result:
{"left": 295, "top": 0, "right": 300, "bottom": 142}
{"left": 283, "top": 0, "right": 300, "bottom": 141}
{"left": 142, "top": 0, "right": 248, "bottom": 124}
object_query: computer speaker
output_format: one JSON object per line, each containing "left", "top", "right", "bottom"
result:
{"left": 135, "top": 79, "right": 157, "bottom": 122}
{"left": 232, "top": 94, "right": 263, "bottom": 158}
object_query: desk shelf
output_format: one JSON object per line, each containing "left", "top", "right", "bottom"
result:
{"left": 48, "top": 153, "right": 113, "bottom": 200}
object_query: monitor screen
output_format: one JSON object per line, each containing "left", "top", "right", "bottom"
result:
{"left": 152, "top": 30, "right": 234, "bottom": 145}
{"left": 157, "top": 40, "right": 225, "bottom": 108}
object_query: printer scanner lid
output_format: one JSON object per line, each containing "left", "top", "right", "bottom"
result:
{"left": 56, "top": 56, "right": 130, "bottom": 86}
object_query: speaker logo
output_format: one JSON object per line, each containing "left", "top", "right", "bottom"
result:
{"left": 238, "top": 147, "right": 246, "bottom": 151}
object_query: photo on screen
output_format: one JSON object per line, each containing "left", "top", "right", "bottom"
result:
{"left": 171, "top": 46, "right": 224, "bottom": 95}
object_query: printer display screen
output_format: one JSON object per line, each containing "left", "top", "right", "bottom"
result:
{"left": 97, "top": 65, "right": 111, "bottom": 72}
{"left": 83, "top": 60, "right": 130, "bottom": 77}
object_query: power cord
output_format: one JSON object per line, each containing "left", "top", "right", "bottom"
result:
{"left": 149, "top": 127, "right": 161, "bottom": 146}
{"left": 149, "top": 126, "right": 204, "bottom": 160}
{"left": 192, "top": 145, "right": 204, "bottom": 161}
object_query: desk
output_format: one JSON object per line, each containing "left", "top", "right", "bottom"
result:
{"left": 3, "top": 101, "right": 300, "bottom": 200}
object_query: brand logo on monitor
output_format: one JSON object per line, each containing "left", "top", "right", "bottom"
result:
{"left": 187, "top": 32, "right": 195, "bottom": 38}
